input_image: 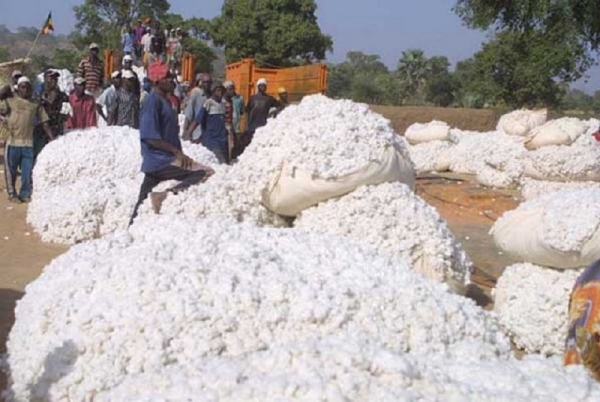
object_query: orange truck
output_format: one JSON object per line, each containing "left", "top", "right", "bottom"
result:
{"left": 225, "top": 58, "right": 328, "bottom": 104}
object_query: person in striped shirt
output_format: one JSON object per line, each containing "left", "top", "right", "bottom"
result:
{"left": 76, "top": 43, "right": 104, "bottom": 99}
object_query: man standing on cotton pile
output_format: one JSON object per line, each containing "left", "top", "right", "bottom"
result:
{"left": 182, "top": 73, "right": 212, "bottom": 142}
{"left": 96, "top": 71, "right": 121, "bottom": 123}
{"left": 129, "top": 62, "right": 214, "bottom": 224}
{"left": 0, "top": 76, "right": 54, "bottom": 203}
{"left": 76, "top": 43, "right": 104, "bottom": 100}
{"left": 66, "top": 77, "right": 97, "bottom": 130}
{"left": 122, "top": 55, "right": 141, "bottom": 101}
{"left": 246, "top": 78, "right": 279, "bottom": 140}
{"left": 107, "top": 70, "right": 139, "bottom": 129}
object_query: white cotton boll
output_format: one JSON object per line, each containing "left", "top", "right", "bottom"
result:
{"left": 6, "top": 216, "right": 508, "bottom": 400}
{"left": 96, "top": 336, "right": 600, "bottom": 401}
{"left": 519, "top": 178, "right": 600, "bottom": 201}
{"left": 496, "top": 109, "right": 547, "bottom": 136}
{"left": 29, "top": 127, "right": 220, "bottom": 244}
{"left": 491, "top": 188, "right": 600, "bottom": 268}
{"left": 523, "top": 141, "right": 600, "bottom": 182}
{"left": 404, "top": 120, "right": 451, "bottom": 145}
{"left": 448, "top": 131, "right": 526, "bottom": 175}
{"left": 156, "top": 95, "right": 414, "bottom": 224}
{"left": 295, "top": 183, "right": 472, "bottom": 294}
{"left": 408, "top": 140, "right": 453, "bottom": 173}
{"left": 493, "top": 263, "right": 582, "bottom": 354}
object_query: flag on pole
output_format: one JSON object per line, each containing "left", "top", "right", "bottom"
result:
{"left": 40, "top": 12, "right": 54, "bottom": 35}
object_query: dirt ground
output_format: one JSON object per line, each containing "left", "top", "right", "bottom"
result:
{"left": 0, "top": 106, "right": 515, "bottom": 392}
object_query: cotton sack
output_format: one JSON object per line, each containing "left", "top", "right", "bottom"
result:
{"left": 497, "top": 109, "right": 547, "bottom": 137}
{"left": 524, "top": 118, "right": 589, "bottom": 150}
{"left": 404, "top": 121, "right": 451, "bottom": 145}
{"left": 262, "top": 142, "right": 415, "bottom": 216}
{"left": 490, "top": 189, "right": 600, "bottom": 269}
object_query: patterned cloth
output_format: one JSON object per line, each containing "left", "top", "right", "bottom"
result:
{"left": 76, "top": 57, "right": 104, "bottom": 93}
{"left": 109, "top": 88, "right": 139, "bottom": 129}
{"left": 564, "top": 259, "right": 600, "bottom": 381}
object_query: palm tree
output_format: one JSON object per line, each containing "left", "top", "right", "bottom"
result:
{"left": 396, "top": 49, "right": 430, "bottom": 99}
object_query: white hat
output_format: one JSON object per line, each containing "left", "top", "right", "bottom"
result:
{"left": 122, "top": 54, "right": 133, "bottom": 63}
{"left": 121, "top": 70, "right": 135, "bottom": 79}
{"left": 111, "top": 71, "right": 121, "bottom": 79}
{"left": 89, "top": 43, "right": 99, "bottom": 50}
{"left": 74, "top": 76, "right": 86, "bottom": 85}
{"left": 223, "top": 80, "right": 234, "bottom": 89}
{"left": 257, "top": 78, "right": 267, "bottom": 86}
{"left": 11, "top": 70, "right": 22, "bottom": 78}
{"left": 16, "top": 76, "right": 30, "bottom": 85}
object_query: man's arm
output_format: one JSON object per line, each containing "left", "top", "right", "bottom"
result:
{"left": 76, "top": 60, "right": 85, "bottom": 79}
{"left": 185, "top": 103, "right": 206, "bottom": 140}
{"left": 37, "top": 108, "right": 54, "bottom": 140}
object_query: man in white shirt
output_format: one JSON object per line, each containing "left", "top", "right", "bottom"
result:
{"left": 96, "top": 71, "right": 122, "bottom": 122}
{"left": 141, "top": 27, "right": 154, "bottom": 69}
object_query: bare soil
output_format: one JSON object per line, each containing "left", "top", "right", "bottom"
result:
{"left": 0, "top": 106, "right": 512, "bottom": 392}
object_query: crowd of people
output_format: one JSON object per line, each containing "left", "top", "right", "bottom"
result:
{"left": 0, "top": 41, "right": 290, "bottom": 206}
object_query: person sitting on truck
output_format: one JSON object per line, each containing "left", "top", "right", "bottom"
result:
{"left": 77, "top": 43, "right": 104, "bottom": 99}
{"left": 96, "top": 71, "right": 121, "bottom": 123}
{"left": 129, "top": 61, "right": 214, "bottom": 223}
{"left": 183, "top": 73, "right": 212, "bottom": 142}
{"left": 246, "top": 78, "right": 279, "bottom": 138}
{"left": 133, "top": 19, "right": 145, "bottom": 60}
{"left": 185, "top": 82, "right": 229, "bottom": 164}
{"left": 122, "top": 26, "right": 135, "bottom": 60}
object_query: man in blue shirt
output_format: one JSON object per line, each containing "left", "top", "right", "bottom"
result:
{"left": 129, "top": 62, "right": 214, "bottom": 225}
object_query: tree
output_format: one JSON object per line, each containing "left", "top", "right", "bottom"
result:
{"left": 396, "top": 49, "right": 430, "bottom": 102}
{"left": 208, "top": 0, "right": 333, "bottom": 66}
{"left": 454, "top": 0, "right": 596, "bottom": 84}
{"left": 73, "top": 0, "right": 170, "bottom": 50}
{"left": 163, "top": 14, "right": 216, "bottom": 74}
{"left": 0, "top": 47, "right": 9, "bottom": 63}
{"left": 53, "top": 48, "right": 84, "bottom": 71}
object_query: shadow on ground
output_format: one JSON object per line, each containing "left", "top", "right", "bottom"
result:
{"left": 0, "top": 288, "right": 24, "bottom": 393}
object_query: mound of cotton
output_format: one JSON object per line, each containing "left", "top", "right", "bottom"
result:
{"left": 157, "top": 95, "right": 414, "bottom": 224}
{"left": 94, "top": 333, "right": 600, "bottom": 401}
{"left": 36, "top": 69, "right": 74, "bottom": 94}
{"left": 6, "top": 215, "right": 508, "bottom": 400}
{"left": 524, "top": 117, "right": 591, "bottom": 150}
{"left": 28, "top": 126, "right": 219, "bottom": 244}
{"left": 448, "top": 131, "right": 526, "bottom": 175}
{"left": 295, "top": 183, "right": 472, "bottom": 294}
{"left": 491, "top": 188, "right": 600, "bottom": 269}
{"left": 408, "top": 140, "right": 453, "bottom": 173}
{"left": 519, "top": 178, "right": 600, "bottom": 201}
{"left": 496, "top": 108, "right": 547, "bottom": 136}
{"left": 523, "top": 142, "right": 600, "bottom": 182}
{"left": 404, "top": 120, "right": 451, "bottom": 145}
{"left": 494, "top": 263, "right": 582, "bottom": 354}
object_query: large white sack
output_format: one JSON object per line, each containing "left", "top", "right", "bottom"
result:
{"left": 519, "top": 178, "right": 600, "bottom": 201}
{"left": 6, "top": 215, "right": 508, "bottom": 400}
{"left": 36, "top": 69, "right": 74, "bottom": 94}
{"left": 491, "top": 189, "right": 600, "bottom": 269}
{"left": 493, "top": 263, "right": 582, "bottom": 354}
{"left": 408, "top": 140, "right": 453, "bottom": 173}
{"left": 295, "top": 183, "right": 472, "bottom": 294}
{"left": 264, "top": 142, "right": 414, "bottom": 216}
{"left": 94, "top": 334, "right": 600, "bottom": 401}
{"left": 524, "top": 117, "right": 590, "bottom": 150}
{"left": 157, "top": 95, "right": 415, "bottom": 223}
{"left": 522, "top": 145, "right": 600, "bottom": 182}
{"left": 404, "top": 120, "right": 451, "bottom": 145}
{"left": 496, "top": 109, "right": 547, "bottom": 137}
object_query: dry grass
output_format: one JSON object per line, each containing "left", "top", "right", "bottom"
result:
{"left": 371, "top": 105, "right": 501, "bottom": 134}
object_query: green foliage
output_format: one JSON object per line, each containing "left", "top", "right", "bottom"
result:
{"left": 425, "top": 74, "right": 457, "bottom": 107}
{"left": 73, "top": 0, "right": 171, "bottom": 50}
{"left": 0, "top": 47, "right": 10, "bottom": 63}
{"left": 208, "top": 0, "right": 333, "bottom": 66}
{"left": 53, "top": 48, "right": 84, "bottom": 70}
{"left": 163, "top": 13, "right": 216, "bottom": 74}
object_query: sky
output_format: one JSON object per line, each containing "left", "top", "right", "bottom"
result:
{"left": 1, "top": 0, "right": 599, "bottom": 92}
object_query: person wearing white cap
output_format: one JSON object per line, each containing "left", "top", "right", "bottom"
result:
{"left": 66, "top": 77, "right": 97, "bottom": 130}
{"left": 245, "top": 77, "right": 279, "bottom": 142}
{"left": 96, "top": 71, "right": 122, "bottom": 122}
{"left": 0, "top": 75, "right": 54, "bottom": 203}
{"left": 77, "top": 43, "right": 104, "bottom": 99}
{"left": 107, "top": 69, "right": 139, "bottom": 128}
{"left": 122, "top": 55, "right": 141, "bottom": 99}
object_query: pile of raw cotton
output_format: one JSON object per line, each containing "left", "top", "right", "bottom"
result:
{"left": 404, "top": 121, "right": 456, "bottom": 173}
{"left": 156, "top": 94, "right": 415, "bottom": 224}
{"left": 27, "top": 126, "right": 220, "bottom": 244}
{"left": 491, "top": 188, "right": 600, "bottom": 353}
{"left": 7, "top": 215, "right": 600, "bottom": 400}
{"left": 36, "top": 68, "right": 74, "bottom": 94}
{"left": 295, "top": 183, "right": 472, "bottom": 294}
